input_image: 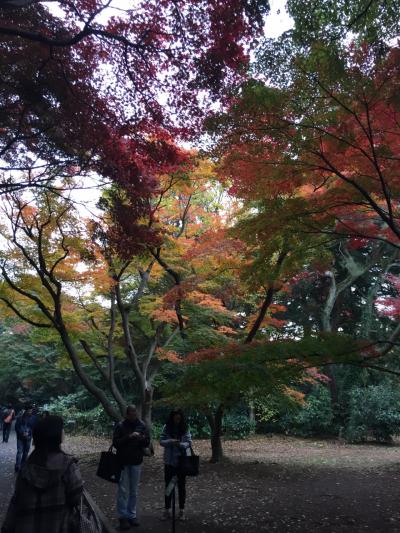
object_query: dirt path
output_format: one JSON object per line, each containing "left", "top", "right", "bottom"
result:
{"left": 2, "top": 434, "right": 400, "bottom": 532}
{"left": 0, "top": 429, "right": 17, "bottom": 520}
{"left": 78, "top": 436, "right": 400, "bottom": 533}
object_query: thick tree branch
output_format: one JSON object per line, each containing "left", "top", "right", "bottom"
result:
{"left": 245, "top": 249, "right": 289, "bottom": 343}
{"left": 0, "top": 297, "right": 52, "bottom": 328}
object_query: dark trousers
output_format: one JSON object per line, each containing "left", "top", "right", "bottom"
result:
{"left": 16, "top": 437, "right": 31, "bottom": 470}
{"left": 164, "top": 465, "right": 186, "bottom": 510}
{"left": 2, "top": 423, "right": 11, "bottom": 442}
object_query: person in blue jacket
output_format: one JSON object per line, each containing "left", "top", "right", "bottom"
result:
{"left": 15, "top": 404, "right": 36, "bottom": 473}
{"left": 160, "top": 409, "right": 192, "bottom": 521}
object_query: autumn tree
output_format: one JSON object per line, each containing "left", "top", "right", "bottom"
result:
{"left": 148, "top": 189, "right": 330, "bottom": 459}
{"left": 212, "top": 44, "right": 400, "bottom": 249}
{"left": 0, "top": 0, "right": 269, "bottom": 195}
{"left": 0, "top": 160, "right": 249, "bottom": 425}
{"left": 188, "top": 42, "right": 400, "bottom": 448}
{"left": 273, "top": 0, "right": 400, "bottom": 53}
{"left": 162, "top": 332, "right": 362, "bottom": 461}
{"left": 204, "top": 39, "right": 400, "bottom": 372}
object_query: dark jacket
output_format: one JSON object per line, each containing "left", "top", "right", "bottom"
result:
{"left": 15, "top": 414, "right": 35, "bottom": 441}
{"left": 1, "top": 452, "right": 83, "bottom": 533}
{"left": 113, "top": 419, "right": 149, "bottom": 467}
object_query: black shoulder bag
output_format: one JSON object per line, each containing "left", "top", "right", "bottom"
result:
{"left": 178, "top": 445, "right": 199, "bottom": 477}
{"left": 96, "top": 445, "right": 121, "bottom": 483}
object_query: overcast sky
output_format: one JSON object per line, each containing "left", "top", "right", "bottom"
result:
{"left": 265, "top": 0, "right": 293, "bottom": 37}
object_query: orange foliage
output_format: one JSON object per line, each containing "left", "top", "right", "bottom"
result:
{"left": 152, "top": 309, "right": 182, "bottom": 324}
{"left": 284, "top": 386, "right": 305, "bottom": 405}
{"left": 156, "top": 347, "right": 182, "bottom": 364}
{"left": 217, "top": 325, "right": 237, "bottom": 335}
{"left": 246, "top": 303, "right": 287, "bottom": 332}
{"left": 187, "top": 290, "right": 229, "bottom": 314}
{"left": 185, "top": 343, "right": 241, "bottom": 363}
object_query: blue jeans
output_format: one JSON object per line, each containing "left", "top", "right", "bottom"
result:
{"left": 117, "top": 464, "right": 142, "bottom": 520}
{"left": 16, "top": 437, "right": 31, "bottom": 470}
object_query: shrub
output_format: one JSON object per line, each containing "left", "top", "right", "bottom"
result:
{"left": 280, "top": 386, "right": 334, "bottom": 437}
{"left": 222, "top": 414, "right": 256, "bottom": 439}
{"left": 186, "top": 412, "right": 212, "bottom": 439}
{"left": 43, "top": 396, "right": 115, "bottom": 436}
{"left": 150, "top": 421, "right": 164, "bottom": 440}
{"left": 344, "top": 384, "right": 400, "bottom": 443}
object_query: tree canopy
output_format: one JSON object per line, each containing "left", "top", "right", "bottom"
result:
{"left": 1, "top": 0, "right": 400, "bottom": 461}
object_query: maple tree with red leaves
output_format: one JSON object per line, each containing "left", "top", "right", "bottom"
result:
{"left": 4, "top": 0, "right": 400, "bottom": 463}
{"left": 0, "top": 0, "right": 269, "bottom": 192}
{"left": 212, "top": 45, "right": 400, "bottom": 250}
{"left": 164, "top": 44, "right": 400, "bottom": 456}
{"left": 205, "top": 41, "right": 400, "bottom": 357}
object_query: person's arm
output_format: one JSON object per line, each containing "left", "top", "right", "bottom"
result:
{"left": 180, "top": 430, "right": 192, "bottom": 450}
{"left": 160, "top": 426, "right": 175, "bottom": 448}
{"left": 112, "top": 423, "right": 131, "bottom": 448}
{"left": 139, "top": 424, "right": 150, "bottom": 448}
{"left": 29, "top": 415, "right": 37, "bottom": 429}
{"left": 14, "top": 418, "right": 21, "bottom": 437}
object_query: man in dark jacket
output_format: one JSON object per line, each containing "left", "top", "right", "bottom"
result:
{"left": 113, "top": 405, "right": 149, "bottom": 531}
{"left": 15, "top": 405, "right": 35, "bottom": 472}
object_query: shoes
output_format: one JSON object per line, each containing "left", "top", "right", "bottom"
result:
{"left": 178, "top": 510, "right": 187, "bottom": 521}
{"left": 160, "top": 510, "right": 171, "bottom": 521}
{"left": 119, "top": 518, "right": 131, "bottom": 531}
{"left": 129, "top": 518, "right": 140, "bottom": 527}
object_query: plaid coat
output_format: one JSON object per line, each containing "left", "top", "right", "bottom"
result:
{"left": 2, "top": 452, "right": 83, "bottom": 533}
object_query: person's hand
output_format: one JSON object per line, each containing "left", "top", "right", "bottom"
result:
{"left": 129, "top": 432, "right": 140, "bottom": 439}
{"left": 172, "top": 439, "right": 181, "bottom": 447}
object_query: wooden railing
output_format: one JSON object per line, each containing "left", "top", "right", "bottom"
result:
{"left": 82, "top": 489, "right": 115, "bottom": 533}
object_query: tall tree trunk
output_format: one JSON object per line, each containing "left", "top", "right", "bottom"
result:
{"left": 321, "top": 246, "right": 383, "bottom": 415}
{"left": 206, "top": 404, "right": 224, "bottom": 463}
{"left": 321, "top": 271, "right": 341, "bottom": 413}
{"left": 58, "top": 324, "right": 121, "bottom": 421}
{"left": 140, "top": 385, "right": 154, "bottom": 429}
{"left": 249, "top": 405, "right": 255, "bottom": 423}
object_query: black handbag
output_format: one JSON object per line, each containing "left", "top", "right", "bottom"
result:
{"left": 178, "top": 445, "right": 199, "bottom": 477}
{"left": 96, "top": 446, "right": 121, "bottom": 483}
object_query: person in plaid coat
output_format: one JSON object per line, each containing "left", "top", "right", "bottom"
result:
{"left": 1, "top": 415, "right": 83, "bottom": 533}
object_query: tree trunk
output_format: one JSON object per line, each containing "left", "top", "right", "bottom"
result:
{"left": 323, "top": 365, "right": 339, "bottom": 407}
{"left": 58, "top": 325, "right": 121, "bottom": 421}
{"left": 245, "top": 286, "right": 275, "bottom": 344}
{"left": 249, "top": 405, "right": 255, "bottom": 423}
{"left": 140, "top": 385, "right": 154, "bottom": 429}
{"left": 206, "top": 404, "right": 224, "bottom": 463}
